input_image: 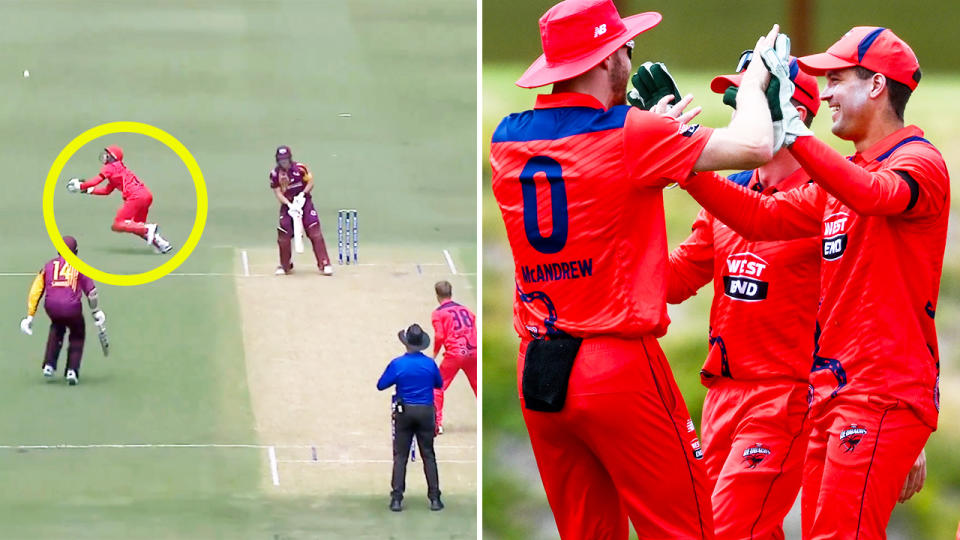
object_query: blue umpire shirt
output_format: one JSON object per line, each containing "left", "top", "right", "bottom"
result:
{"left": 377, "top": 351, "right": 443, "bottom": 405}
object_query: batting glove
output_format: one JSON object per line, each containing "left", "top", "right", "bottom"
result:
{"left": 287, "top": 207, "right": 303, "bottom": 219}
{"left": 92, "top": 309, "right": 106, "bottom": 326}
{"left": 66, "top": 178, "right": 82, "bottom": 193}
{"left": 628, "top": 62, "right": 682, "bottom": 110}
{"left": 758, "top": 34, "right": 813, "bottom": 148}
{"left": 20, "top": 316, "right": 33, "bottom": 336}
{"left": 291, "top": 193, "right": 306, "bottom": 211}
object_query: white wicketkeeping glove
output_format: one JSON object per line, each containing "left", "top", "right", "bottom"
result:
{"left": 20, "top": 316, "right": 33, "bottom": 336}
{"left": 92, "top": 309, "right": 106, "bottom": 327}
{"left": 66, "top": 178, "right": 82, "bottom": 193}
{"left": 759, "top": 34, "right": 813, "bottom": 149}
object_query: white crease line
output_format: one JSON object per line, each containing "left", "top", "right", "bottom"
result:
{"left": 277, "top": 459, "right": 476, "bottom": 464}
{"left": 240, "top": 250, "right": 250, "bottom": 277}
{"left": 442, "top": 249, "right": 457, "bottom": 275}
{"left": 268, "top": 445, "right": 280, "bottom": 486}
{"left": 0, "top": 443, "right": 476, "bottom": 450}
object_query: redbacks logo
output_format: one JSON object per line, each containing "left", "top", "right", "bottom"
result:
{"left": 742, "top": 443, "right": 772, "bottom": 469}
{"left": 822, "top": 212, "right": 850, "bottom": 261}
{"left": 723, "top": 252, "right": 769, "bottom": 301}
{"left": 839, "top": 424, "right": 868, "bottom": 452}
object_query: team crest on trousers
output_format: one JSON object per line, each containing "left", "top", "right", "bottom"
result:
{"left": 742, "top": 443, "right": 771, "bottom": 469}
{"left": 839, "top": 424, "right": 868, "bottom": 452}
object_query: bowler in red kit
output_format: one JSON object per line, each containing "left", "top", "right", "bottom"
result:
{"left": 491, "top": 0, "right": 786, "bottom": 537}
{"left": 430, "top": 280, "right": 477, "bottom": 433}
{"left": 67, "top": 145, "right": 172, "bottom": 254}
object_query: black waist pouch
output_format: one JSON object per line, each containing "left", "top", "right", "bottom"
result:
{"left": 521, "top": 335, "right": 583, "bottom": 412}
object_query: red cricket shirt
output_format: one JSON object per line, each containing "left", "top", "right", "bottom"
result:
{"left": 491, "top": 92, "right": 713, "bottom": 340}
{"left": 681, "top": 126, "right": 950, "bottom": 429}
{"left": 668, "top": 167, "right": 820, "bottom": 385}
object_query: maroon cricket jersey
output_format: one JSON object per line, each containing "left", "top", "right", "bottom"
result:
{"left": 43, "top": 257, "right": 94, "bottom": 317}
{"left": 269, "top": 162, "right": 313, "bottom": 201}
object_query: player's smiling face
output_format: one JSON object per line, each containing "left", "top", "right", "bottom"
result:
{"left": 822, "top": 68, "right": 872, "bottom": 142}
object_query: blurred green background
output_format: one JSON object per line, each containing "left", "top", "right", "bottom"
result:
{"left": 482, "top": 1, "right": 960, "bottom": 538}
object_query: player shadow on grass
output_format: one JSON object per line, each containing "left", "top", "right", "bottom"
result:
{"left": 99, "top": 247, "right": 159, "bottom": 256}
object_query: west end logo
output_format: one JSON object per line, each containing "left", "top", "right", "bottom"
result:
{"left": 742, "top": 443, "right": 772, "bottom": 468}
{"left": 822, "top": 212, "right": 850, "bottom": 261}
{"left": 839, "top": 424, "right": 868, "bottom": 453}
{"left": 722, "top": 252, "right": 769, "bottom": 301}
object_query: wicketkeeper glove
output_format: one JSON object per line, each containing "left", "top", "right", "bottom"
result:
{"left": 92, "top": 309, "right": 106, "bottom": 326}
{"left": 628, "top": 62, "right": 682, "bottom": 110}
{"left": 758, "top": 34, "right": 813, "bottom": 149}
{"left": 20, "top": 316, "right": 33, "bottom": 336}
{"left": 66, "top": 178, "right": 82, "bottom": 193}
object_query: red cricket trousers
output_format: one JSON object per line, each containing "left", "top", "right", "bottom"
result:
{"left": 801, "top": 397, "right": 931, "bottom": 539}
{"left": 701, "top": 378, "right": 809, "bottom": 540}
{"left": 434, "top": 353, "right": 477, "bottom": 427}
{"left": 112, "top": 193, "right": 153, "bottom": 237}
{"left": 519, "top": 335, "right": 713, "bottom": 539}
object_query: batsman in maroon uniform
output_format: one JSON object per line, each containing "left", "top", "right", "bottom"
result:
{"left": 269, "top": 145, "right": 333, "bottom": 275}
{"left": 19, "top": 236, "right": 104, "bottom": 385}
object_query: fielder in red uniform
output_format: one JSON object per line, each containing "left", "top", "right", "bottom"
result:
{"left": 667, "top": 54, "right": 821, "bottom": 540}
{"left": 430, "top": 280, "right": 477, "bottom": 433}
{"left": 679, "top": 28, "right": 946, "bottom": 539}
{"left": 19, "top": 236, "right": 105, "bottom": 386}
{"left": 491, "top": 1, "right": 784, "bottom": 537}
{"left": 66, "top": 145, "right": 172, "bottom": 254}
{"left": 269, "top": 145, "right": 333, "bottom": 276}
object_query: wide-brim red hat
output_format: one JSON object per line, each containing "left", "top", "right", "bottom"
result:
{"left": 517, "top": 0, "right": 661, "bottom": 89}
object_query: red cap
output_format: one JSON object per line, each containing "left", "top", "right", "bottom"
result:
{"left": 517, "top": 0, "right": 661, "bottom": 88}
{"left": 710, "top": 56, "right": 820, "bottom": 115}
{"left": 798, "top": 27, "right": 920, "bottom": 90}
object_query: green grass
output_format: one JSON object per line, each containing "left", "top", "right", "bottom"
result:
{"left": 0, "top": 1, "right": 476, "bottom": 537}
{"left": 482, "top": 63, "right": 960, "bottom": 539}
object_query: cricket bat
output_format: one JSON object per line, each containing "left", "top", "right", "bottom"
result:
{"left": 293, "top": 215, "right": 304, "bottom": 253}
{"left": 96, "top": 321, "right": 109, "bottom": 356}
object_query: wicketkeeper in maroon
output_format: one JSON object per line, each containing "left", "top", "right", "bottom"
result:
{"left": 19, "top": 236, "right": 105, "bottom": 385}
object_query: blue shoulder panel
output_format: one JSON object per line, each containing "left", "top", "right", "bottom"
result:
{"left": 492, "top": 105, "right": 630, "bottom": 143}
{"left": 726, "top": 170, "right": 755, "bottom": 187}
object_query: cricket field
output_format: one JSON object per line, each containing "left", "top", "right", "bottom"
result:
{"left": 0, "top": 2, "right": 477, "bottom": 538}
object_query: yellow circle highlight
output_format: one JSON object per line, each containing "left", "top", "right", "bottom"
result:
{"left": 42, "top": 121, "right": 208, "bottom": 286}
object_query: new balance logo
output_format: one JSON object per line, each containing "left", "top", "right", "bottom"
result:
{"left": 594, "top": 24, "right": 607, "bottom": 37}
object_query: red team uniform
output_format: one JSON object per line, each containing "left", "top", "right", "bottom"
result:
{"left": 492, "top": 90, "right": 716, "bottom": 538}
{"left": 683, "top": 126, "right": 949, "bottom": 538}
{"left": 80, "top": 149, "right": 153, "bottom": 237}
{"left": 669, "top": 168, "right": 819, "bottom": 539}
{"left": 431, "top": 300, "right": 478, "bottom": 428}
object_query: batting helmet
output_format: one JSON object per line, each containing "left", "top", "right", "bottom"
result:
{"left": 100, "top": 145, "right": 123, "bottom": 164}
{"left": 275, "top": 145, "right": 293, "bottom": 169}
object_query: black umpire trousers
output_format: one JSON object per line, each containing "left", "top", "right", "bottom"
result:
{"left": 392, "top": 404, "right": 440, "bottom": 499}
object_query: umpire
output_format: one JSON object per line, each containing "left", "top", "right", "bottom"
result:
{"left": 377, "top": 323, "right": 444, "bottom": 512}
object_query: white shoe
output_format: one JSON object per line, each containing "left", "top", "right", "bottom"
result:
{"left": 322, "top": 265, "right": 333, "bottom": 276}
{"left": 145, "top": 224, "right": 157, "bottom": 245}
{"left": 275, "top": 266, "right": 287, "bottom": 275}
{"left": 66, "top": 370, "right": 78, "bottom": 385}
{"left": 155, "top": 236, "right": 173, "bottom": 254}
{"left": 42, "top": 365, "right": 54, "bottom": 377}
{"left": 437, "top": 424, "right": 444, "bottom": 435}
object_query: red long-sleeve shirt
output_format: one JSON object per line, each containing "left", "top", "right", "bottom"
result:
{"left": 680, "top": 127, "right": 949, "bottom": 429}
